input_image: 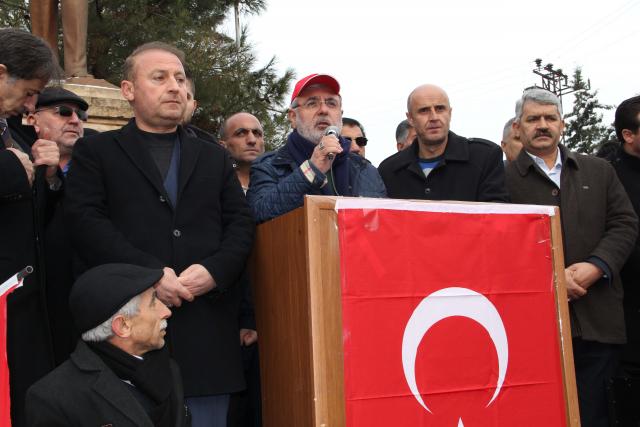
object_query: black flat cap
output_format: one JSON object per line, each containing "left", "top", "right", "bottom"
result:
{"left": 36, "top": 86, "right": 89, "bottom": 111}
{"left": 70, "top": 263, "right": 164, "bottom": 333}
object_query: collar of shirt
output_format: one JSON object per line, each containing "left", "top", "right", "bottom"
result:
{"left": 526, "top": 147, "right": 562, "bottom": 188}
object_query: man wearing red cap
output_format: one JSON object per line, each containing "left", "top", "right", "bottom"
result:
{"left": 247, "top": 73, "right": 386, "bottom": 222}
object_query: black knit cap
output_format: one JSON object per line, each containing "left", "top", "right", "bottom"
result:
{"left": 69, "top": 263, "right": 164, "bottom": 333}
{"left": 35, "top": 86, "right": 89, "bottom": 110}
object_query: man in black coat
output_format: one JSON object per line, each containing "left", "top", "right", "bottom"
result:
{"left": 25, "top": 86, "right": 90, "bottom": 365}
{"left": 0, "top": 28, "right": 61, "bottom": 427}
{"left": 379, "top": 84, "right": 508, "bottom": 202}
{"left": 64, "top": 42, "right": 254, "bottom": 426}
{"left": 26, "top": 263, "right": 189, "bottom": 426}
{"left": 605, "top": 95, "right": 640, "bottom": 422}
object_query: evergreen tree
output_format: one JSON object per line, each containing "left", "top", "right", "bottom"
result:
{"left": 0, "top": 0, "right": 294, "bottom": 149}
{"left": 563, "top": 67, "right": 613, "bottom": 154}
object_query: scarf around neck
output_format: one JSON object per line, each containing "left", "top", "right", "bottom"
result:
{"left": 88, "top": 341, "right": 175, "bottom": 427}
{"left": 286, "top": 129, "right": 351, "bottom": 196}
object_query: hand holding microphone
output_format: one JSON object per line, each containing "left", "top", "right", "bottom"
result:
{"left": 311, "top": 126, "right": 342, "bottom": 173}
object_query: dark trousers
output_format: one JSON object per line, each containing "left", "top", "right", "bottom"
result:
{"left": 227, "top": 344, "right": 262, "bottom": 427}
{"left": 573, "top": 339, "right": 620, "bottom": 427}
{"left": 609, "top": 341, "right": 640, "bottom": 425}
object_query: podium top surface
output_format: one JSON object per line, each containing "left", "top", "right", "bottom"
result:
{"left": 305, "top": 195, "right": 557, "bottom": 216}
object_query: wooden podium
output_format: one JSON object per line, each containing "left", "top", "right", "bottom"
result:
{"left": 252, "top": 196, "right": 345, "bottom": 426}
{"left": 251, "top": 196, "right": 580, "bottom": 426}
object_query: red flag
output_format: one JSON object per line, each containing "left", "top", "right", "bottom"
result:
{"left": 0, "top": 270, "right": 26, "bottom": 427}
{"left": 336, "top": 200, "right": 566, "bottom": 427}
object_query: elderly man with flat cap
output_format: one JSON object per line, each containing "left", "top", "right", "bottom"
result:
{"left": 26, "top": 263, "right": 189, "bottom": 427}
{"left": 247, "top": 73, "right": 385, "bottom": 223}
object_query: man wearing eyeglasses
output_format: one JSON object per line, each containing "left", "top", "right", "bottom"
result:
{"left": 27, "top": 87, "right": 88, "bottom": 176}
{"left": 341, "top": 117, "right": 367, "bottom": 158}
{"left": 379, "top": 84, "right": 508, "bottom": 202}
{"left": 247, "top": 73, "right": 386, "bottom": 223}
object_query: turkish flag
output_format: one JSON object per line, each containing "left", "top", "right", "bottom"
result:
{"left": 0, "top": 272, "right": 25, "bottom": 427}
{"left": 337, "top": 200, "right": 566, "bottom": 427}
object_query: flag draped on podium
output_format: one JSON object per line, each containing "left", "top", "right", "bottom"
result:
{"left": 0, "top": 272, "right": 25, "bottom": 427}
{"left": 336, "top": 200, "right": 566, "bottom": 427}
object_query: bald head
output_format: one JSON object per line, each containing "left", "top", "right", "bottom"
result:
{"left": 220, "top": 112, "right": 265, "bottom": 166}
{"left": 406, "top": 84, "right": 452, "bottom": 154}
{"left": 407, "top": 84, "right": 450, "bottom": 111}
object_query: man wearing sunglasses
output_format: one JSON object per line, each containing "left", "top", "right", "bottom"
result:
{"left": 247, "top": 73, "right": 386, "bottom": 223}
{"left": 341, "top": 117, "right": 367, "bottom": 158}
{"left": 25, "top": 86, "right": 89, "bottom": 367}
{"left": 27, "top": 86, "right": 88, "bottom": 176}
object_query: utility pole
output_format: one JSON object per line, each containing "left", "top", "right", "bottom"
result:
{"left": 234, "top": 1, "right": 241, "bottom": 48}
{"left": 531, "top": 58, "right": 589, "bottom": 112}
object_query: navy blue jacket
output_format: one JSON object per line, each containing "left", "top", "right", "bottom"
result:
{"left": 247, "top": 141, "right": 386, "bottom": 223}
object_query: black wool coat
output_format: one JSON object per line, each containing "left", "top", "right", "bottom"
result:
{"left": 506, "top": 145, "right": 638, "bottom": 344}
{"left": 378, "top": 131, "right": 509, "bottom": 202}
{"left": 25, "top": 340, "right": 189, "bottom": 427}
{"left": 64, "top": 120, "right": 255, "bottom": 396}
{"left": 0, "top": 146, "right": 55, "bottom": 427}
{"left": 606, "top": 148, "right": 640, "bottom": 346}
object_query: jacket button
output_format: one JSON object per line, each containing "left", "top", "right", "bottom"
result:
{"left": 159, "top": 195, "right": 166, "bottom": 203}
{"left": 173, "top": 229, "right": 181, "bottom": 237}
{"left": 551, "top": 188, "right": 559, "bottom": 196}
{"left": 424, "top": 188, "right": 431, "bottom": 194}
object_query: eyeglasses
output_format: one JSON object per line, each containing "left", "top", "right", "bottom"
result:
{"left": 343, "top": 136, "right": 368, "bottom": 147}
{"left": 294, "top": 97, "right": 341, "bottom": 111}
{"left": 35, "top": 105, "right": 88, "bottom": 121}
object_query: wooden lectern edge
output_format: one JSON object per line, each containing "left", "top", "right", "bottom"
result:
{"left": 303, "top": 196, "right": 347, "bottom": 426}
{"left": 549, "top": 208, "right": 581, "bottom": 426}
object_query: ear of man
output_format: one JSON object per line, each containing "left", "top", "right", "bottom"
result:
{"left": 111, "top": 314, "right": 133, "bottom": 339}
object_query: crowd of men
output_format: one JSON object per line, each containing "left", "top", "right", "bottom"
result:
{"left": 1, "top": 27, "right": 639, "bottom": 427}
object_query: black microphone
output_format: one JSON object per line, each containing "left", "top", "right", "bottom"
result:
{"left": 324, "top": 126, "right": 340, "bottom": 161}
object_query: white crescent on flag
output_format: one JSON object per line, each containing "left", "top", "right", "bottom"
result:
{"left": 401, "top": 287, "right": 509, "bottom": 413}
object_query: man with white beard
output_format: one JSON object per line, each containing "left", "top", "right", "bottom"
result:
{"left": 247, "top": 73, "right": 385, "bottom": 222}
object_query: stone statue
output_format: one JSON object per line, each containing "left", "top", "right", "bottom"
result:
{"left": 30, "top": 0, "right": 90, "bottom": 78}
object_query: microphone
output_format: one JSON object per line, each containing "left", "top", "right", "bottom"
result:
{"left": 324, "top": 126, "right": 340, "bottom": 161}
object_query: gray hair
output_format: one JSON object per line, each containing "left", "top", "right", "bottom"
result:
{"left": 81, "top": 294, "right": 142, "bottom": 342}
{"left": 502, "top": 118, "right": 515, "bottom": 141}
{"left": 395, "top": 119, "right": 412, "bottom": 143}
{"left": 515, "top": 88, "right": 562, "bottom": 120}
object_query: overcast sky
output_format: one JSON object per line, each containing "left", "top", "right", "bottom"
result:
{"left": 223, "top": 0, "right": 639, "bottom": 166}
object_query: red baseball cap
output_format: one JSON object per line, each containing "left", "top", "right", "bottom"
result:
{"left": 290, "top": 73, "right": 340, "bottom": 104}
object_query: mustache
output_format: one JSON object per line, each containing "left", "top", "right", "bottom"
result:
{"left": 160, "top": 319, "right": 168, "bottom": 330}
{"left": 534, "top": 129, "right": 553, "bottom": 138}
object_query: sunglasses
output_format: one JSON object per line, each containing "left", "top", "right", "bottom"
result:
{"left": 36, "top": 105, "right": 88, "bottom": 121}
{"left": 343, "top": 136, "right": 368, "bottom": 147}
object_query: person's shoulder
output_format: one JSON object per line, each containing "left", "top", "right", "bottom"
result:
{"left": 76, "top": 127, "right": 119, "bottom": 148}
{"left": 28, "top": 359, "right": 80, "bottom": 395}
{"left": 571, "top": 149, "right": 611, "bottom": 169}
{"left": 252, "top": 148, "right": 284, "bottom": 167}
{"left": 465, "top": 136, "right": 501, "bottom": 152}
{"left": 184, "top": 124, "right": 218, "bottom": 144}
{"left": 378, "top": 149, "right": 409, "bottom": 172}
{"left": 349, "top": 153, "right": 374, "bottom": 167}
